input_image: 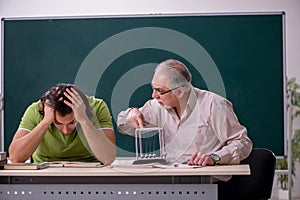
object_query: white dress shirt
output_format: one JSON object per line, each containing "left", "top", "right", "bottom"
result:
{"left": 118, "top": 87, "right": 252, "bottom": 167}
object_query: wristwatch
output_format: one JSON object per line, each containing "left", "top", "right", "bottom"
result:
{"left": 210, "top": 153, "right": 221, "bottom": 165}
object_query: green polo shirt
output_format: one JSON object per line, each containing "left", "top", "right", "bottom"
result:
{"left": 18, "top": 96, "right": 113, "bottom": 163}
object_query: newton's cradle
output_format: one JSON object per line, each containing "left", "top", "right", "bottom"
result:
{"left": 133, "top": 127, "right": 167, "bottom": 165}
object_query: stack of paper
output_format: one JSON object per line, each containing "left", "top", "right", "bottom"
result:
{"left": 4, "top": 162, "right": 49, "bottom": 170}
{"left": 0, "top": 152, "right": 7, "bottom": 169}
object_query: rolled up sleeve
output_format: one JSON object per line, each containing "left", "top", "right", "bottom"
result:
{"left": 211, "top": 98, "right": 253, "bottom": 164}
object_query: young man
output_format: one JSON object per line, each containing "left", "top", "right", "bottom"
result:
{"left": 118, "top": 59, "right": 252, "bottom": 170}
{"left": 9, "top": 83, "right": 116, "bottom": 164}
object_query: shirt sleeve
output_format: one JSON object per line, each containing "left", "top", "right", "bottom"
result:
{"left": 117, "top": 99, "right": 160, "bottom": 135}
{"left": 210, "top": 98, "right": 253, "bottom": 164}
{"left": 117, "top": 107, "right": 136, "bottom": 135}
{"left": 19, "top": 102, "right": 42, "bottom": 131}
{"left": 90, "top": 97, "right": 113, "bottom": 130}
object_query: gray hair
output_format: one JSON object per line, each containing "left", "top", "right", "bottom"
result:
{"left": 154, "top": 59, "right": 192, "bottom": 91}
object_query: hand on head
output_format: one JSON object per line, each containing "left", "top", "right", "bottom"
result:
{"left": 63, "top": 88, "right": 87, "bottom": 123}
{"left": 43, "top": 100, "right": 55, "bottom": 125}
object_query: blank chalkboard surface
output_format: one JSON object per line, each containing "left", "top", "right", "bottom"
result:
{"left": 2, "top": 13, "right": 285, "bottom": 156}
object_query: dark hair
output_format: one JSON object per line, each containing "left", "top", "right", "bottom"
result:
{"left": 38, "top": 83, "right": 93, "bottom": 118}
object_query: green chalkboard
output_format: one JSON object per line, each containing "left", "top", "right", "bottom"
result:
{"left": 2, "top": 13, "right": 285, "bottom": 156}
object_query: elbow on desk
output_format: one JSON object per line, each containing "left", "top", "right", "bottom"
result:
{"left": 8, "top": 154, "right": 28, "bottom": 163}
{"left": 8, "top": 147, "right": 27, "bottom": 163}
{"left": 101, "top": 157, "right": 116, "bottom": 165}
{"left": 99, "top": 150, "right": 117, "bottom": 165}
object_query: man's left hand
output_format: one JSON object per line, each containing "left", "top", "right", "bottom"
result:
{"left": 187, "top": 151, "right": 215, "bottom": 166}
{"left": 64, "top": 88, "right": 87, "bottom": 123}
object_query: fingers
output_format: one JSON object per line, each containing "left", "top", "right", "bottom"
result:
{"left": 63, "top": 88, "right": 87, "bottom": 123}
{"left": 188, "top": 151, "right": 213, "bottom": 166}
{"left": 128, "top": 108, "right": 145, "bottom": 128}
{"left": 191, "top": 152, "right": 206, "bottom": 166}
{"left": 63, "top": 88, "right": 73, "bottom": 107}
{"left": 43, "top": 100, "right": 55, "bottom": 124}
{"left": 136, "top": 117, "right": 144, "bottom": 128}
{"left": 44, "top": 100, "right": 54, "bottom": 108}
{"left": 190, "top": 151, "right": 199, "bottom": 161}
{"left": 63, "top": 88, "right": 82, "bottom": 108}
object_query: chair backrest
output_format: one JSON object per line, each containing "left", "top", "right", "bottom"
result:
{"left": 232, "top": 148, "right": 276, "bottom": 200}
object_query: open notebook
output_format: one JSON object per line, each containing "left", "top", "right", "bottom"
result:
{"left": 4, "top": 161, "right": 105, "bottom": 170}
{"left": 46, "top": 161, "right": 103, "bottom": 168}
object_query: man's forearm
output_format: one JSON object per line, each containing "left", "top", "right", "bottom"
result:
{"left": 117, "top": 109, "right": 136, "bottom": 135}
{"left": 78, "top": 118, "right": 116, "bottom": 164}
{"left": 9, "top": 121, "right": 50, "bottom": 162}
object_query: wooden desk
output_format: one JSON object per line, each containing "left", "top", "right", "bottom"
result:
{"left": 0, "top": 164, "right": 250, "bottom": 200}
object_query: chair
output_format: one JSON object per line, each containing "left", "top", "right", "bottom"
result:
{"left": 231, "top": 148, "right": 276, "bottom": 200}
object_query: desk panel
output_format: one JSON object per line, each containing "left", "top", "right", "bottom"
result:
{"left": 0, "top": 175, "right": 212, "bottom": 184}
{"left": 0, "top": 164, "right": 249, "bottom": 200}
{"left": 0, "top": 184, "right": 217, "bottom": 200}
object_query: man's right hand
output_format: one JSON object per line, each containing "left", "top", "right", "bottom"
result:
{"left": 126, "top": 107, "right": 145, "bottom": 128}
{"left": 43, "top": 100, "right": 55, "bottom": 125}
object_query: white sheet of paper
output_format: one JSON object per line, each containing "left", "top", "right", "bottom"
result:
{"left": 153, "top": 163, "right": 202, "bottom": 169}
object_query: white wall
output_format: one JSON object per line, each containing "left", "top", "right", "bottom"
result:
{"left": 0, "top": 0, "right": 299, "bottom": 79}
{"left": 1, "top": 0, "right": 300, "bottom": 198}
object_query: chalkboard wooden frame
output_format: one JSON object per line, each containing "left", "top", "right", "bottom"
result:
{"left": 1, "top": 12, "right": 286, "bottom": 156}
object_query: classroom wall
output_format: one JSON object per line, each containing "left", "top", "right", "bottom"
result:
{"left": 0, "top": 0, "right": 300, "bottom": 198}
{"left": 0, "top": 0, "right": 299, "bottom": 124}
{"left": 0, "top": 0, "right": 299, "bottom": 79}
{"left": 0, "top": 2, "right": 299, "bottom": 115}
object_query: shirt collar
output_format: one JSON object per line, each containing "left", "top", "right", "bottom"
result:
{"left": 181, "top": 87, "right": 197, "bottom": 120}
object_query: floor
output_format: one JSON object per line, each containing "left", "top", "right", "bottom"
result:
{"left": 270, "top": 198, "right": 300, "bottom": 200}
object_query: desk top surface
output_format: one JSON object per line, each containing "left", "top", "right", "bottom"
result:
{"left": 0, "top": 164, "right": 250, "bottom": 177}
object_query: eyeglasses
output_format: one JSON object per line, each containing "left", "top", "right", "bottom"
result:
{"left": 152, "top": 86, "right": 182, "bottom": 95}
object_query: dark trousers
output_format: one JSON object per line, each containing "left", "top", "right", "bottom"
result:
{"left": 218, "top": 179, "right": 240, "bottom": 200}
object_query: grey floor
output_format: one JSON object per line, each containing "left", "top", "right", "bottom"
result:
{"left": 270, "top": 198, "right": 300, "bottom": 200}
